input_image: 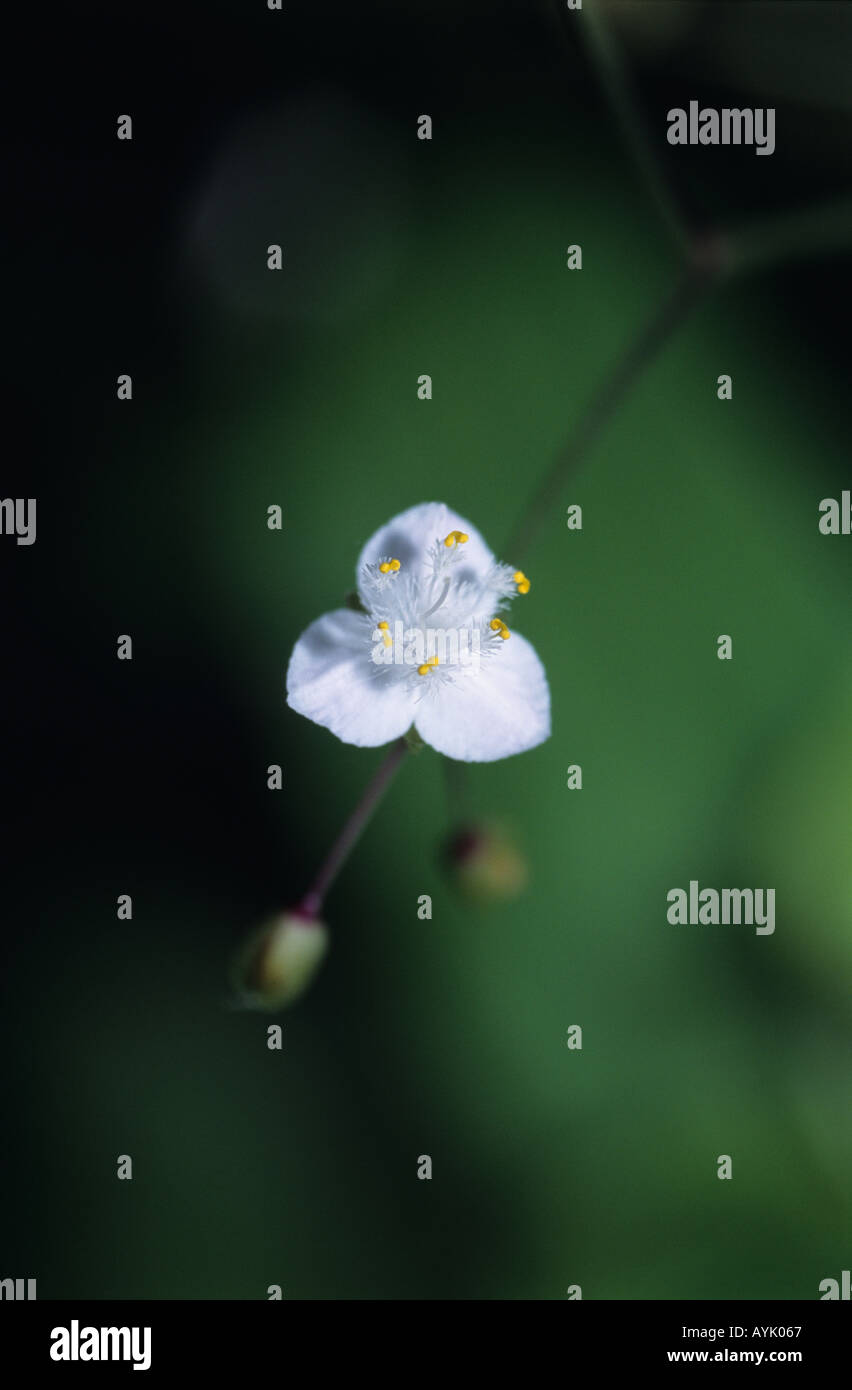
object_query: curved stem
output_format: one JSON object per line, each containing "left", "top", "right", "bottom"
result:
{"left": 297, "top": 738, "right": 409, "bottom": 918}
{"left": 443, "top": 754, "right": 472, "bottom": 822}
{"left": 576, "top": 0, "right": 692, "bottom": 261}
{"left": 728, "top": 194, "right": 852, "bottom": 278}
{"left": 505, "top": 264, "right": 713, "bottom": 563}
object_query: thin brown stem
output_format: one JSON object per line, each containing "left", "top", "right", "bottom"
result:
{"left": 505, "top": 263, "right": 714, "bottom": 563}
{"left": 298, "top": 738, "right": 408, "bottom": 917}
{"left": 576, "top": 0, "right": 692, "bottom": 261}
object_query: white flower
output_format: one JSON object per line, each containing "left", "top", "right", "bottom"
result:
{"left": 286, "top": 502, "right": 551, "bottom": 762}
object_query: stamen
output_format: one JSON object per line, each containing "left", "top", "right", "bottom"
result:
{"left": 490, "top": 617, "right": 511, "bottom": 640}
{"left": 417, "top": 656, "right": 440, "bottom": 676}
{"left": 378, "top": 620, "right": 392, "bottom": 648}
{"left": 443, "top": 530, "right": 469, "bottom": 548}
{"left": 379, "top": 558, "right": 401, "bottom": 574}
{"left": 513, "top": 570, "right": 531, "bottom": 595}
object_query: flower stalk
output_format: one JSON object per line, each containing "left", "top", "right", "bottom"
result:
{"left": 296, "top": 736, "right": 409, "bottom": 918}
{"left": 505, "top": 262, "right": 714, "bottom": 563}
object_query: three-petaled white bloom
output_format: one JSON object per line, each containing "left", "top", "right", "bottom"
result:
{"left": 286, "top": 503, "right": 551, "bottom": 762}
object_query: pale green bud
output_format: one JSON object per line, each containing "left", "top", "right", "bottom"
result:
{"left": 233, "top": 912, "right": 329, "bottom": 1010}
{"left": 444, "top": 822, "right": 528, "bottom": 904}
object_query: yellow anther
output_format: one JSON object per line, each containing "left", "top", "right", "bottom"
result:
{"left": 417, "top": 655, "right": 439, "bottom": 676}
{"left": 513, "top": 571, "right": 525, "bottom": 582}
{"left": 378, "top": 621, "right": 392, "bottom": 648}
{"left": 513, "top": 570, "right": 531, "bottom": 595}
{"left": 499, "top": 626, "right": 511, "bottom": 640}
{"left": 378, "top": 621, "right": 389, "bottom": 629}
{"left": 489, "top": 618, "right": 503, "bottom": 631}
{"left": 379, "top": 558, "right": 401, "bottom": 574}
{"left": 443, "top": 530, "right": 469, "bottom": 548}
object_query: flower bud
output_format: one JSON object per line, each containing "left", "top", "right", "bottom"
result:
{"left": 443, "top": 822, "right": 528, "bottom": 904}
{"left": 233, "top": 911, "right": 329, "bottom": 1010}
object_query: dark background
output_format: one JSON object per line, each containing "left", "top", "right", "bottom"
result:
{"left": 2, "top": 1, "right": 851, "bottom": 1299}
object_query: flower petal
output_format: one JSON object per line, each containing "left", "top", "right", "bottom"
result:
{"left": 356, "top": 502, "right": 495, "bottom": 588}
{"left": 286, "top": 609, "right": 415, "bottom": 748}
{"left": 414, "top": 631, "right": 550, "bottom": 762}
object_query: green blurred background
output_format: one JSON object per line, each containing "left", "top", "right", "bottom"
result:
{"left": 2, "top": 0, "right": 850, "bottom": 1298}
